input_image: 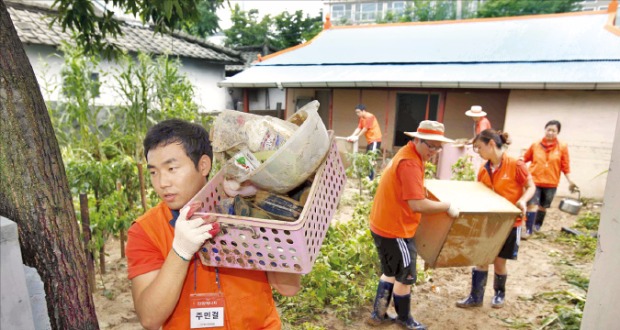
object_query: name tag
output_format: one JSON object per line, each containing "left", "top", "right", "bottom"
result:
{"left": 190, "top": 293, "right": 225, "bottom": 328}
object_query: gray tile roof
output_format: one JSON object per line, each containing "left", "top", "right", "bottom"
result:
{"left": 7, "top": 1, "right": 243, "bottom": 65}
{"left": 221, "top": 11, "right": 620, "bottom": 89}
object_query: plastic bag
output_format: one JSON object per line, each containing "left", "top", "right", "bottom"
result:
{"left": 210, "top": 110, "right": 298, "bottom": 153}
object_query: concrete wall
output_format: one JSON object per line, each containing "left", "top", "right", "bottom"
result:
{"left": 503, "top": 90, "right": 619, "bottom": 199}
{"left": 1, "top": 217, "right": 35, "bottom": 330}
{"left": 581, "top": 112, "right": 620, "bottom": 329}
{"left": 25, "top": 44, "right": 229, "bottom": 112}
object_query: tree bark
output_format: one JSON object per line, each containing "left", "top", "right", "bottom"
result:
{"left": 0, "top": 1, "right": 99, "bottom": 329}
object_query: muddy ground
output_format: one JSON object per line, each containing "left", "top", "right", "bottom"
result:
{"left": 94, "top": 187, "right": 595, "bottom": 330}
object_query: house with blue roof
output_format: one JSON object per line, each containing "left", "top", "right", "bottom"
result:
{"left": 220, "top": 5, "right": 620, "bottom": 199}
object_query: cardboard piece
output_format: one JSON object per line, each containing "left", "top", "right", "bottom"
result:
{"left": 416, "top": 180, "right": 521, "bottom": 268}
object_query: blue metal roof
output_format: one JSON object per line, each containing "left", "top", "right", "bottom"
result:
{"left": 220, "top": 12, "right": 620, "bottom": 89}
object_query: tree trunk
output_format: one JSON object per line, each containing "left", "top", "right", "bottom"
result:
{"left": 99, "top": 245, "right": 106, "bottom": 275}
{"left": 138, "top": 161, "right": 148, "bottom": 211}
{"left": 120, "top": 229, "right": 126, "bottom": 259}
{"left": 0, "top": 2, "right": 99, "bottom": 329}
{"left": 79, "top": 193, "right": 96, "bottom": 292}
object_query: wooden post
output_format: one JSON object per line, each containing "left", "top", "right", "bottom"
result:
{"left": 79, "top": 194, "right": 96, "bottom": 292}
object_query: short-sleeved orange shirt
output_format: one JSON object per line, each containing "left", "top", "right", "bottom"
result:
{"left": 358, "top": 112, "right": 382, "bottom": 143}
{"left": 370, "top": 141, "right": 424, "bottom": 238}
{"left": 475, "top": 117, "right": 492, "bottom": 135}
{"left": 126, "top": 202, "right": 281, "bottom": 329}
{"left": 477, "top": 153, "right": 530, "bottom": 227}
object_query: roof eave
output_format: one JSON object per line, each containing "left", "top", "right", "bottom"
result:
{"left": 217, "top": 81, "right": 620, "bottom": 90}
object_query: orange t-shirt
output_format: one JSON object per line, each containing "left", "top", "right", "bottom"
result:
{"left": 523, "top": 139, "right": 570, "bottom": 188}
{"left": 477, "top": 153, "right": 530, "bottom": 227}
{"left": 475, "top": 117, "right": 492, "bottom": 135}
{"left": 126, "top": 202, "right": 280, "bottom": 330}
{"left": 370, "top": 141, "right": 425, "bottom": 238}
{"left": 358, "top": 112, "right": 382, "bottom": 143}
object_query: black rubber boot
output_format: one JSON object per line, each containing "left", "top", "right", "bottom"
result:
{"left": 366, "top": 280, "right": 396, "bottom": 325}
{"left": 393, "top": 293, "right": 427, "bottom": 330}
{"left": 534, "top": 211, "right": 546, "bottom": 232}
{"left": 456, "top": 268, "right": 488, "bottom": 308}
{"left": 491, "top": 274, "right": 507, "bottom": 308}
{"left": 524, "top": 211, "right": 536, "bottom": 237}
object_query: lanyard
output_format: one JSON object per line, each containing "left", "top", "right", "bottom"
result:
{"left": 193, "top": 258, "right": 221, "bottom": 293}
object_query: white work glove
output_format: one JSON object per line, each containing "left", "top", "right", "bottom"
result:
{"left": 172, "top": 204, "right": 220, "bottom": 261}
{"left": 446, "top": 203, "right": 460, "bottom": 218}
{"left": 346, "top": 135, "right": 359, "bottom": 142}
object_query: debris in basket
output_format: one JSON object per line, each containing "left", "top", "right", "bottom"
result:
{"left": 224, "top": 148, "right": 261, "bottom": 182}
{"left": 222, "top": 179, "right": 258, "bottom": 197}
{"left": 215, "top": 198, "right": 235, "bottom": 215}
{"left": 254, "top": 191, "right": 303, "bottom": 221}
{"left": 233, "top": 195, "right": 273, "bottom": 219}
{"left": 210, "top": 110, "right": 298, "bottom": 153}
{"left": 288, "top": 181, "right": 312, "bottom": 204}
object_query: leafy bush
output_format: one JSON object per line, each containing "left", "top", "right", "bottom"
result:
{"left": 424, "top": 161, "right": 436, "bottom": 179}
{"left": 277, "top": 201, "right": 378, "bottom": 325}
{"left": 575, "top": 211, "right": 600, "bottom": 232}
{"left": 451, "top": 155, "right": 475, "bottom": 181}
{"left": 346, "top": 151, "right": 379, "bottom": 195}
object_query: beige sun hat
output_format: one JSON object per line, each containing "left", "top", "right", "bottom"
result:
{"left": 404, "top": 120, "right": 454, "bottom": 143}
{"left": 465, "top": 105, "right": 487, "bottom": 117}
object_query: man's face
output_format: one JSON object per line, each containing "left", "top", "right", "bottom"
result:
{"left": 147, "top": 142, "right": 211, "bottom": 210}
{"left": 355, "top": 109, "right": 364, "bottom": 118}
{"left": 415, "top": 138, "right": 443, "bottom": 161}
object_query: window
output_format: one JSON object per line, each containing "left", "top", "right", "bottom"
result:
{"left": 332, "top": 4, "right": 352, "bottom": 21}
{"left": 359, "top": 2, "right": 379, "bottom": 21}
{"left": 388, "top": 1, "right": 405, "bottom": 15}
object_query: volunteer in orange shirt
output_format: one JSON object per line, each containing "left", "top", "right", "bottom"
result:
{"left": 347, "top": 104, "right": 383, "bottom": 179}
{"left": 465, "top": 105, "right": 492, "bottom": 143}
{"left": 522, "top": 120, "right": 577, "bottom": 236}
{"left": 126, "top": 119, "right": 301, "bottom": 330}
{"left": 456, "top": 129, "right": 535, "bottom": 310}
{"left": 367, "top": 121, "right": 459, "bottom": 330}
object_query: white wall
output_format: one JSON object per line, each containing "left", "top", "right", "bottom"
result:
{"left": 25, "top": 44, "right": 229, "bottom": 112}
{"left": 581, "top": 111, "right": 620, "bottom": 329}
{"left": 503, "top": 90, "right": 620, "bottom": 200}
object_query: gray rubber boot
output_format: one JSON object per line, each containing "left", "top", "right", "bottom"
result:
{"left": 491, "top": 274, "right": 507, "bottom": 308}
{"left": 456, "top": 268, "right": 488, "bottom": 308}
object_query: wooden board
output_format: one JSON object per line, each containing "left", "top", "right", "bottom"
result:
{"left": 416, "top": 180, "right": 521, "bottom": 268}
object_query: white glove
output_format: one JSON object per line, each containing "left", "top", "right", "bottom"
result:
{"left": 172, "top": 205, "right": 220, "bottom": 261}
{"left": 447, "top": 203, "right": 460, "bottom": 218}
{"left": 347, "top": 135, "right": 359, "bottom": 142}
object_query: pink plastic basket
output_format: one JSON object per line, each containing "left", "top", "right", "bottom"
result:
{"left": 189, "top": 138, "right": 346, "bottom": 274}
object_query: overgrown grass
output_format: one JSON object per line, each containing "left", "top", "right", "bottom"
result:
{"left": 555, "top": 211, "right": 600, "bottom": 261}
{"left": 277, "top": 201, "right": 379, "bottom": 327}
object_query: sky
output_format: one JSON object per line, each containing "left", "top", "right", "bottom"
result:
{"left": 217, "top": 0, "right": 325, "bottom": 30}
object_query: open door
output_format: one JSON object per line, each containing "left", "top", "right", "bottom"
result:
{"left": 394, "top": 92, "right": 442, "bottom": 147}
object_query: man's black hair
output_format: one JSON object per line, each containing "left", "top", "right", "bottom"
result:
{"left": 143, "top": 119, "right": 213, "bottom": 170}
{"left": 355, "top": 104, "right": 366, "bottom": 111}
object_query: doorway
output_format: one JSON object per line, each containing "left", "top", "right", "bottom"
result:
{"left": 394, "top": 92, "right": 442, "bottom": 147}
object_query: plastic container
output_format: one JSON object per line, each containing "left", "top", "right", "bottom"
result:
{"left": 188, "top": 136, "right": 346, "bottom": 274}
{"left": 248, "top": 100, "right": 330, "bottom": 194}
